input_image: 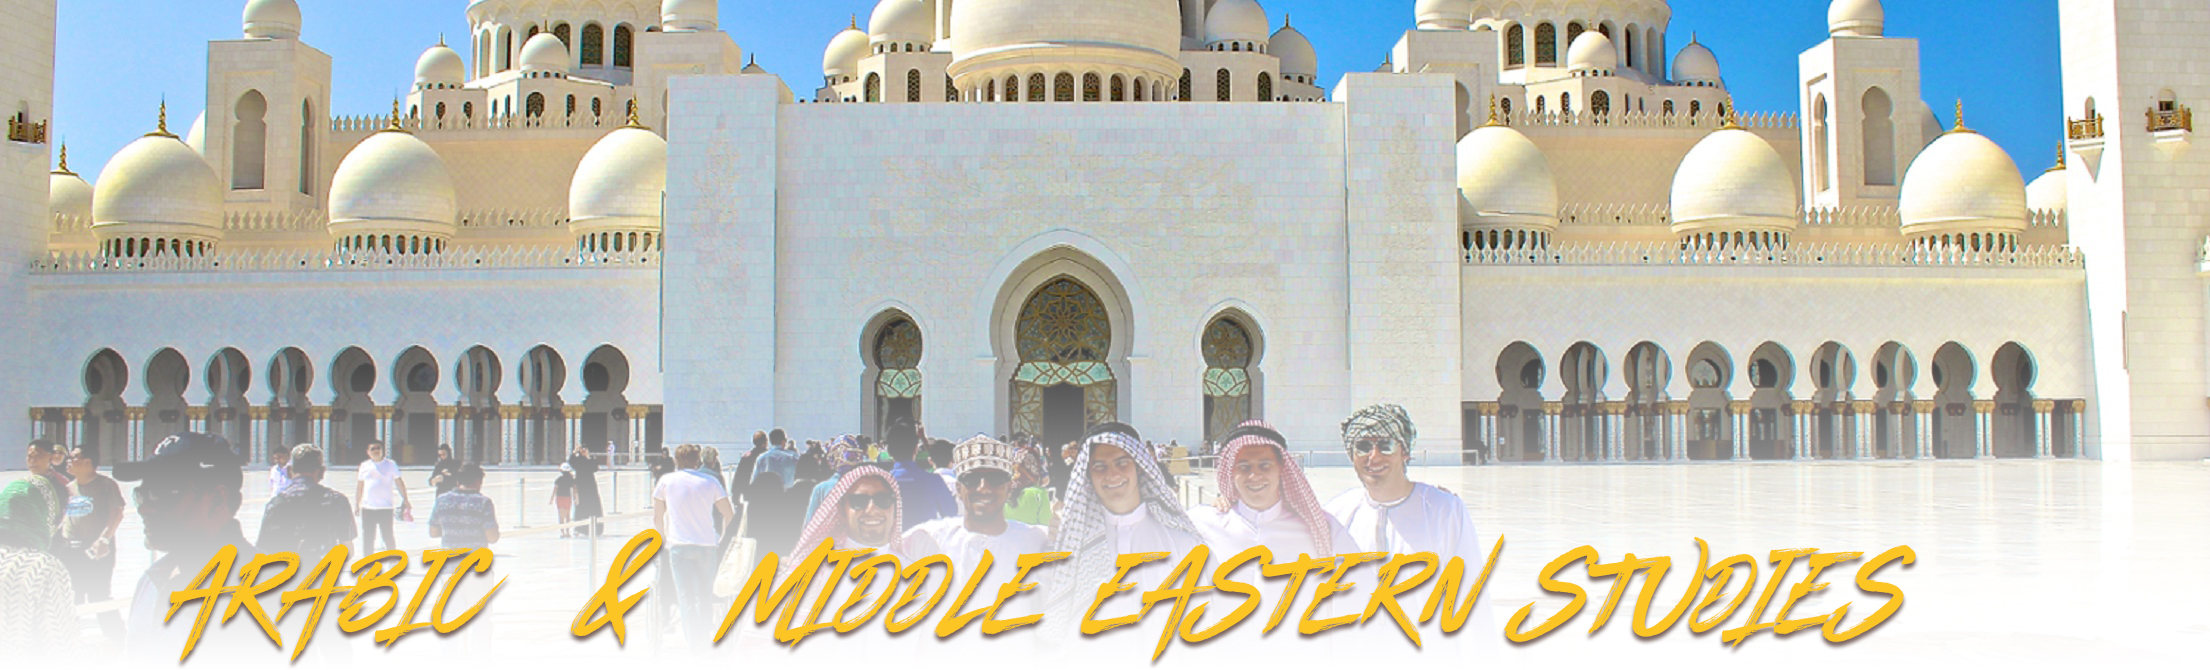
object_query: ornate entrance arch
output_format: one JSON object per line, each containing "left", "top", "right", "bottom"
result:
{"left": 1010, "top": 277, "right": 1116, "bottom": 447}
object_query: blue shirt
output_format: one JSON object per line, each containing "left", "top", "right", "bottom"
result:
{"left": 889, "top": 461, "right": 958, "bottom": 528}
{"left": 757, "top": 446, "right": 798, "bottom": 492}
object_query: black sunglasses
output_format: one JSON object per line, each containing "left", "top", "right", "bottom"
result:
{"left": 1346, "top": 438, "right": 1402, "bottom": 456}
{"left": 842, "top": 491, "right": 895, "bottom": 511}
{"left": 958, "top": 470, "right": 1010, "bottom": 489}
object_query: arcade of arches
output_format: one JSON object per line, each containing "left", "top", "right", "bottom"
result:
{"left": 32, "top": 343, "right": 657, "bottom": 468}
{"left": 1470, "top": 340, "right": 2085, "bottom": 463}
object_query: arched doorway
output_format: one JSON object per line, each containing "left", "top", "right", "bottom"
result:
{"left": 1747, "top": 343, "right": 1794, "bottom": 460}
{"left": 1009, "top": 277, "right": 1116, "bottom": 451}
{"left": 1623, "top": 342, "right": 1671, "bottom": 461}
{"left": 1809, "top": 342, "right": 1857, "bottom": 459}
{"left": 204, "top": 349, "right": 253, "bottom": 460}
{"left": 580, "top": 345, "right": 632, "bottom": 458}
{"left": 1684, "top": 342, "right": 1733, "bottom": 460}
{"left": 1558, "top": 342, "right": 1607, "bottom": 461}
{"left": 266, "top": 348, "right": 313, "bottom": 456}
{"left": 1991, "top": 343, "right": 2036, "bottom": 458}
{"left": 1495, "top": 342, "right": 1545, "bottom": 462}
{"left": 455, "top": 346, "right": 502, "bottom": 463}
{"left": 81, "top": 350, "right": 129, "bottom": 462}
{"left": 1871, "top": 343, "right": 1917, "bottom": 459}
{"left": 390, "top": 347, "right": 440, "bottom": 464}
{"left": 329, "top": 347, "right": 378, "bottom": 466}
{"left": 866, "top": 314, "right": 923, "bottom": 440}
{"left": 1201, "top": 314, "right": 1259, "bottom": 445}
{"left": 143, "top": 349, "right": 192, "bottom": 453}
{"left": 520, "top": 346, "right": 566, "bottom": 464}
{"left": 1931, "top": 343, "right": 1977, "bottom": 458}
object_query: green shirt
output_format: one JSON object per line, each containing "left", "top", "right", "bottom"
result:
{"left": 1003, "top": 487, "right": 1053, "bottom": 527}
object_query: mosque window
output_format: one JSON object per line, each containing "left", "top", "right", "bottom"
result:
{"left": 908, "top": 69, "right": 922, "bottom": 102}
{"left": 526, "top": 93, "right": 545, "bottom": 117}
{"left": 1110, "top": 75, "right": 1125, "bottom": 102}
{"left": 1663, "top": 100, "right": 1674, "bottom": 115}
{"left": 231, "top": 90, "right": 267, "bottom": 190}
{"left": 1591, "top": 90, "right": 1609, "bottom": 119}
{"left": 987, "top": 79, "right": 997, "bottom": 101}
{"left": 581, "top": 24, "right": 605, "bottom": 66}
{"left": 1506, "top": 24, "right": 1525, "bottom": 67}
{"left": 1055, "top": 73, "right": 1074, "bottom": 102}
{"left": 1180, "top": 69, "right": 1192, "bottom": 101}
{"left": 1535, "top": 96, "right": 1546, "bottom": 114}
{"left": 566, "top": 95, "right": 577, "bottom": 118}
{"left": 866, "top": 73, "right": 882, "bottom": 102}
{"left": 1217, "top": 69, "right": 1231, "bottom": 102}
{"left": 1623, "top": 29, "right": 1636, "bottom": 69}
{"left": 1500, "top": 97, "right": 1513, "bottom": 120}
{"left": 1560, "top": 92, "right": 1571, "bottom": 116}
{"left": 1689, "top": 100, "right": 1701, "bottom": 118}
{"left": 436, "top": 102, "right": 447, "bottom": 120}
{"left": 592, "top": 97, "right": 602, "bottom": 117}
{"left": 463, "top": 101, "right": 473, "bottom": 118}
{"left": 299, "top": 99, "right": 314, "bottom": 195}
{"left": 614, "top": 25, "right": 633, "bottom": 67}
{"left": 1567, "top": 22, "right": 1584, "bottom": 48}
{"left": 1535, "top": 23, "right": 1557, "bottom": 65}
{"left": 552, "top": 23, "right": 569, "bottom": 49}
{"left": 947, "top": 75, "right": 958, "bottom": 102}
{"left": 1084, "top": 73, "right": 1101, "bottom": 102}
{"left": 1030, "top": 73, "right": 1046, "bottom": 101}
{"left": 1258, "top": 72, "right": 1272, "bottom": 102}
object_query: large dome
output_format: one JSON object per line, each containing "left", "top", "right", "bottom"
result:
{"left": 243, "top": 0, "right": 301, "bottom": 39}
{"left": 1416, "top": 0, "right": 1473, "bottom": 30}
{"left": 1899, "top": 128, "right": 2028, "bottom": 238}
{"left": 1567, "top": 31, "right": 1616, "bottom": 75}
{"left": 328, "top": 129, "right": 459, "bottom": 241}
{"left": 1670, "top": 128, "right": 1798, "bottom": 236}
{"left": 49, "top": 151, "right": 92, "bottom": 221}
{"left": 1205, "top": 0, "right": 1270, "bottom": 46}
{"left": 520, "top": 33, "right": 569, "bottom": 72}
{"left": 947, "top": 0, "right": 1182, "bottom": 84}
{"left": 1457, "top": 123, "right": 1559, "bottom": 230}
{"left": 1673, "top": 38, "right": 1720, "bottom": 86}
{"left": 824, "top": 23, "right": 869, "bottom": 79}
{"left": 415, "top": 42, "right": 466, "bottom": 89}
{"left": 1272, "top": 22, "right": 1316, "bottom": 78}
{"left": 1829, "top": 0, "right": 1885, "bottom": 37}
{"left": 870, "top": 0, "right": 933, "bottom": 46}
{"left": 91, "top": 129, "right": 224, "bottom": 241}
{"left": 570, "top": 125, "right": 668, "bottom": 237}
{"left": 662, "top": 0, "right": 718, "bottom": 32}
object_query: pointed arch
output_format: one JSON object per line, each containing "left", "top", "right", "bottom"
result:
{"left": 232, "top": 90, "right": 268, "bottom": 189}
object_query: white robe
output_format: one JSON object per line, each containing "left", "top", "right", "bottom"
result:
{"left": 1323, "top": 482, "right": 1500, "bottom": 657}
{"left": 902, "top": 517, "right": 1052, "bottom": 622}
{"left": 1076, "top": 505, "right": 1201, "bottom": 652}
{"left": 1187, "top": 501, "right": 1362, "bottom": 654}
{"left": 1190, "top": 501, "right": 1358, "bottom": 563}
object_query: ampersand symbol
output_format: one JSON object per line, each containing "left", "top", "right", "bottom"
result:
{"left": 571, "top": 530, "right": 662, "bottom": 645}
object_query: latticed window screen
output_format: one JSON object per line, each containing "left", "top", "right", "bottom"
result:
{"left": 525, "top": 93, "right": 545, "bottom": 117}
{"left": 581, "top": 24, "right": 604, "bottom": 65}
{"left": 1592, "top": 90, "right": 1610, "bottom": 118}
{"left": 1257, "top": 72, "right": 1272, "bottom": 102}
{"left": 1536, "top": 23, "right": 1557, "bottom": 64}
{"left": 613, "top": 25, "right": 633, "bottom": 67}
{"left": 947, "top": 75, "right": 957, "bottom": 102}
{"left": 1202, "top": 318, "right": 1256, "bottom": 442}
{"left": 1216, "top": 69, "right": 1231, "bottom": 102}
{"left": 1508, "top": 25, "right": 1526, "bottom": 66}
{"left": 1180, "top": 69, "right": 1192, "bottom": 101}
{"left": 1110, "top": 75, "right": 1124, "bottom": 102}
{"left": 553, "top": 23, "right": 570, "bottom": 48}
{"left": 1055, "top": 73, "right": 1074, "bottom": 101}
{"left": 1029, "top": 73, "right": 1046, "bottom": 102}
{"left": 866, "top": 73, "right": 881, "bottom": 102}
{"left": 1009, "top": 278, "right": 1118, "bottom": 437}
{"left": 1083, "top": 73, "right": 1100, "bottom": 101}
{"left": 907, "top": 70, "right": 921, "bottom": 102}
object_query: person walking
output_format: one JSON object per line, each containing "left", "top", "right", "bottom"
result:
{"left": 60, "top": 445, "right": 127, "bottom": 641}
{"left": 113, "top": 433, "right": 257, "bottom": 660}
{"left": 566, "top": 444, "right": 605, "bottom": 535}
{"left": 354, "top": 441, "right": 410, "bottom": 554}
{"left": 757, "top": 428, "right": 797, "bottom": 492}
{"left": 652, "top": 444, "right": 734, "bottom": 650}
{"left": 428, "top": 464, "right": 499, "bottom": 549}
{"left": 267, "top": 445, "right": 293, "bottom": 493}
{"left": 553, "top": 463, "right": 576, "bottom": 538}
{"left": 427, "top": 445, "right": 462, "bottom": 497}
{"left": 254, "top": 445, "right": 359, "bottom": 663}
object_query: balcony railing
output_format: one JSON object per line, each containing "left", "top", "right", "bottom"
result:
{"left": 7, "top": 116, "right": 47, "bottom": 143}
{"left": 2148, "top": 105, "right": 2192, "bottom": 133}
{"left": 2067, "top": 113, "right": 2104, "bottom": 140}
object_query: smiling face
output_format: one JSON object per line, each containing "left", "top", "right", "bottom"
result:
{"left": 841, "top": 476, "right": 895, "bottom": 547}
{"left": 1087, "top": 443, "right": 1142, "bottom": 515}
{"left": 366, "top": 443, "right": 386, "bottom": 462}
{"left": 957, "top": 468, "right": 1011, "bottom": 521}
{"left": 1350, "top": 437, "right": 1411, "bottom": 490}
{"left": 1233, "top": 445, "right": 1285, "bottom": 511}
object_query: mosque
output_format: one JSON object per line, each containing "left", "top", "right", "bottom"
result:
{"left": 0, "top": 0, "right": 2199, "bottom": 467}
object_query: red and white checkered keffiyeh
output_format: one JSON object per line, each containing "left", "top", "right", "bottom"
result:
{"left": 788, "top": 465, "right": 903, "bottom": 562}
{"left": 1215, "top": 420, "right": 1335, "bottom": 557}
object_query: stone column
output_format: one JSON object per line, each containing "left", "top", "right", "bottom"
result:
{"left": 2069, "top": 400, "right": 2087, "bottom": 457}
{"left": 1791, "top": 401, "right": 1814, "bottom": 461}
{"left": 1729, "top": 400, "right": 1751, "bottom": 461}
{"left": 2031, "top": 399, "right": 2054, "bottom": 458}
{"left": 126, "top": 408, "right": 146, "bottom": 460}
{"left": 1603, "top": 401, "right": 1626, "bottom": 462}
{"left": 1542, "top": 401, "right": 1563, "bottom": 463}
{"left": 1973, "top": 400, "right": 1995, "bottom": 459}
{"left": 565, "top": 405, "right": 587, "bottom": 456}
{"left": 1912, "top": 400, "right": 1936, "bottom": 460}
{"left": 1668, "top": 401, "right": 1689, "bottom": 461}
{"left": 1851, "top": 401, "right": 1877, "bottom": 460}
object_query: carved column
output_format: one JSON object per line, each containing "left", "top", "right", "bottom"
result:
{"left": 1851, "top": 401, "right": 1877, "bottom": 460}
{"left": 1912, "top": 400, "right": 1936, "bottom": 460}
{"left": 1541, "top": 401, "right": 1563, "bottom": 463}
{"left": 1973, "top": 400, "right": 1995, "bottom": 459}
{"left": 1603, "top": 401, "right": 1626, "bottom": 462}
{"left": 1668, "top": 401, "right": 1689, "bottom": 461}
{"left": 1790, "top": 400, "right": 1815, "bottom": 461}
{"left": 1729, "top": 400, "right": 1751, "bottom": 461}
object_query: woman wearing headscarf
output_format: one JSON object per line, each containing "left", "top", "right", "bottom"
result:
{"left": 566, "top": 444, "right": 605, "bottom": 534}
{"left": 804, "top": 437, "right": 871, "bottom": 521}
{"left": 0, "top": 478, "right": 78, "bottom": 656}
{"left": 1041, "top": 423, "right": 1200, "bottom": 646}
{"left": 1191, "top": 420, "right": 1356, "bottom": 561}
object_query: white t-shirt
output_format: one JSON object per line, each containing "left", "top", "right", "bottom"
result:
{"left": 358, "top": 459, "right": 401, "bottom": 510}
{"left": 653, "top": 469, "right": 728, "bottom": 546}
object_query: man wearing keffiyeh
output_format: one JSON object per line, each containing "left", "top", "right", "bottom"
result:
{"left": 1322, "top": 404, "right": 1497, "bottom": 656}
{"left": 1190, "top": 420, "right": 1356, "bottom": 561}
{"left": 1040, "top": 423, "right": 1200, "bottom": 646}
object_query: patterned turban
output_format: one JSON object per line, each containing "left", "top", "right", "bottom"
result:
{"left": 1042, "top": 424, "right": 1199, "bottom": 640}
{"left": 952, "top": 435, "right": 1020, "bottom": 478}
{"left": 1215, "top": 420, "right": 1335, "bottom": 557}
{"left": 1342, "top": 403, "right": 1418, "bottom": 452}
{"left": 826, "top": 435, "right": 869, "bottom": 470}
{"left": 788, "top": 465, "right": 903, "bottom": 563}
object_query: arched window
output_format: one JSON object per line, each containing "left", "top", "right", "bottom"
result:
{"left": 1257, "top": 72, "right": 1272, "bottom": 102}
{"left": 1506, "top": 24, "right": 1526, "bottom": 67}
{"left": 1029, "top": 73, "right": 1046, "bottom": 101}
{"left": 435, "top": 101, "right": 447, "bottom": 119}
{"left": 566, "top": 94, "right": 577, "bottom": 118}
{"left": 463, "top": 101, "right": 474, "bottom": 118}
{"left": 580, "top": 24, "right": 604, "bottom": 66}
{"left": 1500, "top": 97, "right": 1513, "bottom": 119}
{"left": 1535, "top": 95, "right": 1547, "bottom": 114}
{"left": 1055, "top": 73, "right": 1074, "bottom": 101}
{"left": 1623, "top": 27, "right": 1636, "bottom": 69}
{"left": 1216, "top": 68, "right": 1231, "bottom": 101}
{"left": 1535, "top": 23, "right": 1558, "bottom": 65}
{"left": 1590, "top": 90, "right": 1610, "bottom": 119}
{"left": 231, "top": 90, "right": 267, "bottom": 190}
{"left": 1201, "top": 317, "right": 1258, "bottom": 443}
{"left": 947, "top": 75, "right": 957, "bottom": 102}
{"left": 298, "top": 98, "right": 314, "bottom": 195}
{"left": 526, "top": 92, "right": 545, "bottom": 117}
{"left": 866, "top": 72, "right": 882, "bottom": 102}
{"left": 1005, "top": 76, "right": 1018, "bottom": 101}
{"left": 907, "top": 69, "right": 922, "bottom": 102}
{"left": 1180, "top": 69, "right": 1192, "bottom": 101}
{"left": 1567, "top": 22, "right": 1584, "bottom": 47}
{"left": 1861, "top": 88, "right": 1898, "bottom": 185}
{"left": 1110, "top": 74, "right": 1125, "bottom": 101}
{"left": 1812, "top": 94, "right": 1831, "bottom": 192}
{"left": 1689, "top": 100, "right": 1702, "bottom": 119}
{"left": 591, "top": 97, "right": 602, "bottom": 118}
{"left": 498, "top": 30, "right": 512, "bottom": 71}
{"left": 1560, "top": 92, "right": 1572, "bottom": 115}
{"left": 1663, "top": 99, "right": 1675, "bottom": 115}
{"left": 614, "top": 25, "right": 633, "bottom": 67}
{"left": 1083, "top": 73, "right": 1101, "bottom": 101}
{"left": 549, "top": 23, "right": 566, "bottom": 47}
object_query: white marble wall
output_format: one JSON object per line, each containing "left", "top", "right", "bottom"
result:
{"left": 0, "top": 0, "right": 55, "bottom": 452}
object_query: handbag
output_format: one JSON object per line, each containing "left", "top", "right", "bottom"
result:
{"left": 711, "top": 504, "right": 758, "bottom": 597}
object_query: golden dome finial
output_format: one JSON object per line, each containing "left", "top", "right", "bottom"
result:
{"left": 2052, "top": 141, "right": 2067, "bottom": 171}
{"left": 623, "top": 99, "right": 647, "bottom": 129}
{"left": 147, "top": 98, "right": 177, "bottom": 138}
{"left": 1719, "top": 95, "right": 1741, "bottom": 130}
{"left": 54, "top": 143, "right": 71, "bottom": 175}
{"left": 1953, "top": 99, "right": 1972, "bottom": 133}
{"left": 1484, "top": 94, "right": 1503, "bottom": 126}
{"left": 385, "top": 98, "right": 410, "bottom": 133}
{"left": 850, "top": 14, "right": 858, "bottom": 30}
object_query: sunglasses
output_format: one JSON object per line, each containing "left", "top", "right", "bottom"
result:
{"left": 1346, "top": 438, "right": 1402, "bottom": 456}
{"left": 842, "top": 492, "right": 895, "bottom": 511}
{"left": 957, "top": 470, "right": 1010, "bottom": 489}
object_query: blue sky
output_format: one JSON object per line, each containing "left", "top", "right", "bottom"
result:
{"left": 53, "top": 1, "right": 2063, "bottom": 181}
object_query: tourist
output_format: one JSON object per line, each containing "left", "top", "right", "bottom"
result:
{"left": 758, "top": 428, "right": 798, "bottom": 492}
{"left": 0, "top": 478, "right": 75, "bottom": 656}
{"left": 427, "top": 444, "right": 462, "bottom": 496}
{"left": 790, "top": 466, "right": 903, "bottom": 560}
{"left": 567, "top": 444, "right": 605, "bottom": 535}
{"left": 926, "top": 438, "right": 958, "bottom": 491}
{"left": 26, "top": 438, "right": 66, "bottom": 526}
{"left": 652, "top": 444, "right": 734, "bottom": 649}
{"left": 115, "top": 432, "right": 255, "bottom": 659}
{"left": 257, "top": 445, "right": 357, "bottom": 557}
{"left": 354, "top": 441, "right": 409, "bottom": 554}
{"left": 267, "top": 444, "right": 292, "bottom": 493}
{"left": 61, "top": 445, "right": 127, "bottom": 641}
{"left": 803, "top": 437, "right": 870, "bottom": 520}
{"left": 1192, "top": 421, "right": 1356, "bottom": 560}
{"left": 553, "top": 463, "right": 575, "bottom": 537}
{"left": 881, "top": 419, "right": 957, "bottom": 527}
{"left": 1041, "top": 423, "right": 1200, "bottom": 643}
{"left": 731, "top": 431, "right": 768, "bottom": 507}
{"left": 1322, "top": 404, "right": 1496, "bottom": 655}
{"left": 428, "top": 463, "right": 499, "bottom": 549}
{"left": 1002, "top": 443, "right": 1055, "bottom": 526}
{"left": 903, "top": 435, "right": 1050, "bottom": 629}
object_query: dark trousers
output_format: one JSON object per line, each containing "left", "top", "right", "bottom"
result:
{"left": 360, "top": 508, "right": 397, "bottom": 553}
{"left": 664, "top": 544, "right": 719, "bottom": 650}
{"left": 61, "top": 539, "right": 124, "bottom": 640}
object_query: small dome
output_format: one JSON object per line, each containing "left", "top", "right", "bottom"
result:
{"left": 184, "top": 112, "right": 209, "bottom": 157}
{"left": 1829, "top": 0, "right": 1885, "bottom": 37}
{"left": 1899, "top": 129, "right": 2028, "bottom": 237}
{"left": 242, "top": 0, "right": 301, "bottom": 40}
{"left": 570, "top": 125, "right": 668, "bottom": 236}
{"left": 1567, "top": 31, "right": 1616, "bottom": 75}
{"left": 948, "top": 0, "right": 1182, "bottom": 83}
{"left": 1415, "top": 0, "right": 1473, "bottom": 30}
{"left": 1670, "top": 128, "right": 1799, "bottom": 235}
{"left": 1272, "top": 22, "right": 1316, "bottom": 77}
{"left": 824, "top": 24, "right": 869, "bottom": 78}
{"left": 415, "top": 42, "right": 466, "bottom": 88}
{"left": 663, "top": 0, "right": 719, "bottom": 32}
{"left": 519, "top": 33, "right": 569, "bottom": 71}
{"left": 1205, "top": 0, "right": 1270, "bottom": 46}
{"left": 327, "top": 129, "right": 458, "bottom": 238}
{"left": 49, "top": 152, "right": 92, "bottom": 221}
{"left": 869, "top": 0, "right": 932, "bottom": 46}
{"left": 1457, "top": 124, "right": 1559, "bottom": 230}
{"left": 1673, "top": 38, "right": 1721, "bottom": 86}
{"left": 91, "top": 131, "right": 224, "bottom": 237}
{"left": 2026, "top": 167, "right": 2066, "bottom": 212}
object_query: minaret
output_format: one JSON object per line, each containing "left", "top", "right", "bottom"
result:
{"left": 0, "top": 0, "right": 56, "bottom": 450}
{"left": 205, "top": 0, "right": 332, "bottom": 214}
{"left": 1798, "top": 0, "right": 1932, "bottom": 209}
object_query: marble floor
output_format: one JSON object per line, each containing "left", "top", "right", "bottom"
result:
{"left": 10, "top": 460, "right": 2205, "bottom": 668}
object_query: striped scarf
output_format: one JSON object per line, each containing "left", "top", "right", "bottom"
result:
{"left": 1215, "top": 420, "right": 1335, "bottom": 557}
